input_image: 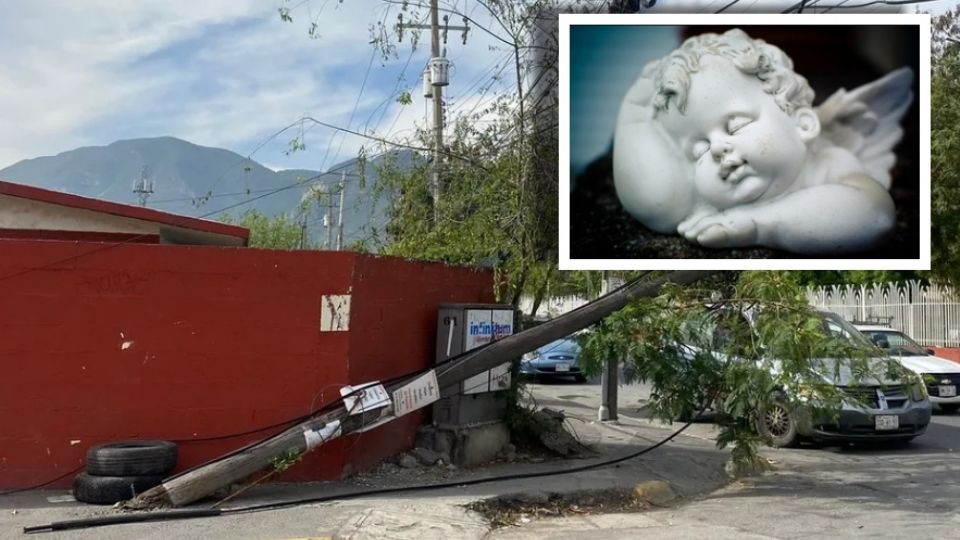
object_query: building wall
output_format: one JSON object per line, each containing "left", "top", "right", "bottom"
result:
{"left": 929, "top": 348, "right": 960, "bottom": 364}
{"left": 0, "top": 194, "right": 158, "bottom": 234}
{"left": 0, "top": 240, "right": 494, "bottom": 489}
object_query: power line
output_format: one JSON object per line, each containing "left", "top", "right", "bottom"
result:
{"left": 318, "top": 6, "right": 387, "bottom": 174}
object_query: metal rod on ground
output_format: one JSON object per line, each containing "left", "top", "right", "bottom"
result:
{"left": 126, "top": 270, "right": 718, "bottom": 509}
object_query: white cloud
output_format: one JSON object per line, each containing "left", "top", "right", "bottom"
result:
{"left": 0, "top": 0, "right": 518, "bottom": 174}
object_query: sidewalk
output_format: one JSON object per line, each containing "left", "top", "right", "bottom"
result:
{"left": 1, "top": 383, "right": 731, "bottom": 539}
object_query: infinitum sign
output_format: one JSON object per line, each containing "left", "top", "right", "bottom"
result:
{"left": 463, "top": 309, "right": 514, "bottom": 394}
{"left": 465, "top": 309, "right": 513, "bottom": 350}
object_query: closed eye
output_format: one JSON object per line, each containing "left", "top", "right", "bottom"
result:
{"left": 727, "top": 115, "right": 752, "bottom": 134}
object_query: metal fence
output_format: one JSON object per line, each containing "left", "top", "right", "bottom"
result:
{"left": 518, "top": 294, "right": 590, "bottom": 321}
{"left": 806, "top": 282, "right": 960, "bottom": 348}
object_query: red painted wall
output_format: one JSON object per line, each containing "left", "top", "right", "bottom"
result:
{"left": 0, "top": 240, "right": 494, "bottom": 489}
{"left": 929, "top": 348, "right": 960, "bottom": 364}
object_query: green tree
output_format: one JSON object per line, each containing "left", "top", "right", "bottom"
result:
{"left": 579, "top": 271, "right": 909, "bottom": 472}
{"left": 932, "top": 7, "right": 960, "bottom": 286}
{"left": 220, "top": 209, "right": 306, "bottom": 250}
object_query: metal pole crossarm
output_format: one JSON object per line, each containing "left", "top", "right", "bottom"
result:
{"left": 399, "top": 23, "right": 469, "bottom": 31}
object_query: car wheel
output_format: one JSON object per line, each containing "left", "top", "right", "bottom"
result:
{"left": 757, "top": 399, "right": 799, "bottom": 448}
{"left": 939, "top": 403, "right": 960, "bottom": 414}
{"left": 574, "top": 374, "right": 587, "bottom": 383}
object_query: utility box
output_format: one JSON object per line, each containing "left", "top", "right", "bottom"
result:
{"left": 433, "top": 304, "right": 514, "bottom": 428}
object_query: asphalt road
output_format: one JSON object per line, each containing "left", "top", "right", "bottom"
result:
{"left": 523, "top": 378, "right": 960, "bottom": 539}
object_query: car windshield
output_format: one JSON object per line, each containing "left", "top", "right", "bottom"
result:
{"left": 858, "top": 329, "right": 928, "bottom": 356}
{"left": 819, "top": 312, "right": 878, "bottom": 352}
{"left": 537, "top": 339, "right": 580, "bottom": 355}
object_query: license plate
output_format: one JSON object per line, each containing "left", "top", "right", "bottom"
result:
{"left": 555, "top": 363, "right": 570, "bottom": 372}
{"left": 939, "top": 385, "right": 957, "bottom": 397}
{"left": 875, "top": 415, "right": 899, "bottom": 431}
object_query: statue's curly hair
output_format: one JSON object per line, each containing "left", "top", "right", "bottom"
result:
{"left": 645, "top": 29, "right": 815, "bottom": 117}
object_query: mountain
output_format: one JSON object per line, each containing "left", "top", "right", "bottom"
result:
{"left": 0, "top": 136, "right": 414, "bottom": 249}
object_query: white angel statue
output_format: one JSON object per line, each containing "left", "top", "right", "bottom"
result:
{"left": 613, "top": 29, "right": 913, "bottom": 254}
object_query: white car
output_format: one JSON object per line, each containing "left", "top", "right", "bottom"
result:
{"left": 854, "top": 324, "right": 960, "bottom": 413}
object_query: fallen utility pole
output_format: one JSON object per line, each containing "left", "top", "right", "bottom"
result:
{"left": 127, "top": 270, "right": 717, "bottom": 509}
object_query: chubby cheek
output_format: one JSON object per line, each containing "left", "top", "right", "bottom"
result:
{"left": 748, "top": 136, "right": 801, "bottom": 171}
{"left": 694, "top": 164, "right": 736, "bottom": 208}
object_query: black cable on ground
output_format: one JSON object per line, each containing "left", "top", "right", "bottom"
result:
{"left": 23, "top": 509, "right": 223, "bottom": 534}
{"left": 23, "top": 411, "right": 703, "bottom": 534}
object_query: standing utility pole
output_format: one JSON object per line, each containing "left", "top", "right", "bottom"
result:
{"left": 336, "top": 172, "right": 346, "bottom": 250}
{"left": 311, "top": 185, "right": 339, "bottom": 250}
{"left": 599, "top": 272, "right": 625, "bottom": 422}
{"left": 132, "top": 165, "right": 154, "bottom": 207}
{"left": 396, "top": 2, "right": 468, "bottom": 225}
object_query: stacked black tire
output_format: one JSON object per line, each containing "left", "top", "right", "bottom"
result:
{"left": 73, "top": 441, "right": 177, "bottom": 505}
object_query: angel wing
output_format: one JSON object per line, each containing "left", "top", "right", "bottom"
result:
{"left": 815, "top": 67, "right": 914, "bottom": 190}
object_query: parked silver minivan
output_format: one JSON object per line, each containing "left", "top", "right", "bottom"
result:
{"left": 687, "top": 309, "right": 932, "bottom": 447}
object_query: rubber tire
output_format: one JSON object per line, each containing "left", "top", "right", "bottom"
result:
{"left": 574, "top": 374, "right": 587, "bottom": 383}
{"left": 939, "top": 403, "right": 960, "bottom": 414}
{"left": 85, "top": 440, "right": 177, "bottom": 477}
{"left": 757, "top": 398, "right": 799, "bottom": 448}
{"left": 72, "top": 472, "right": 166, "bottom": 505}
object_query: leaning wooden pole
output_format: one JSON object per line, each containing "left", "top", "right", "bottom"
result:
{"left": 126, "top": 270, "right": 718, "bottom": 509}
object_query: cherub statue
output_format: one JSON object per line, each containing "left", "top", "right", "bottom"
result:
{"left": 613, "top": 29, "right": 913, "bottom": 255}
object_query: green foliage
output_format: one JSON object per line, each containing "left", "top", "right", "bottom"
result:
{"left": 270, "top": 449, "right": 303, "bottom": 472}
{"left": 220, "top": 209, "right": 306, "bottom": 250}
{"left": 932, "top": 8, "right": 960, "bottom": 286}
{"left": 367, "top": 89, "right": 557, "bottom": 309}
{"left": 578, "top": 272, "right": 904, "bottom": 471}
{"left": 286, "top": 136, "right": 307, "bottom": 156}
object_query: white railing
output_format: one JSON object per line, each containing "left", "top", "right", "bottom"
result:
{"left": 524, "top": 281, "right": 960, "bottom": 348}
{"left": 806, "top": 281, "right": 960, "bottom": 348}
{"left": 518, "top": 294, "right": 590, "bottom": 321}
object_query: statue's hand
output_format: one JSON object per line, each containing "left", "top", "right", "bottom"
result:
{"left": 679, "top": 208, "right": 759, "bottom": 248}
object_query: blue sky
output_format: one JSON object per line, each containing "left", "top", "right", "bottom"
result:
{"left": 0, "top": 0, "right": 512, "bottom": 172}
{"left": 0, "top": 0, "right": 953, "bottom": 176}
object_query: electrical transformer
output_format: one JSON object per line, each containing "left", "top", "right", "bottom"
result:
{"left": 433, "top": 304, "right": 514, "bottom": 428}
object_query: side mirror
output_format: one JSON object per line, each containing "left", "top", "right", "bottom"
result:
{"left": 925, "top": 348, "right": 936, "bottom": 356}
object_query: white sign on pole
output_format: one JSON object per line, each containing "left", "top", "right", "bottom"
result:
{"left": 340, "top": 382, "right": 391, "bottom": 415}
{"left": 392, "top": 370, "right": 440, "bottom": 417}
{"left": 490, "top": 361, "right": 512, "bottom": 391}
{"left": 303, "top": 420, "right": 342, "bottom": 450}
